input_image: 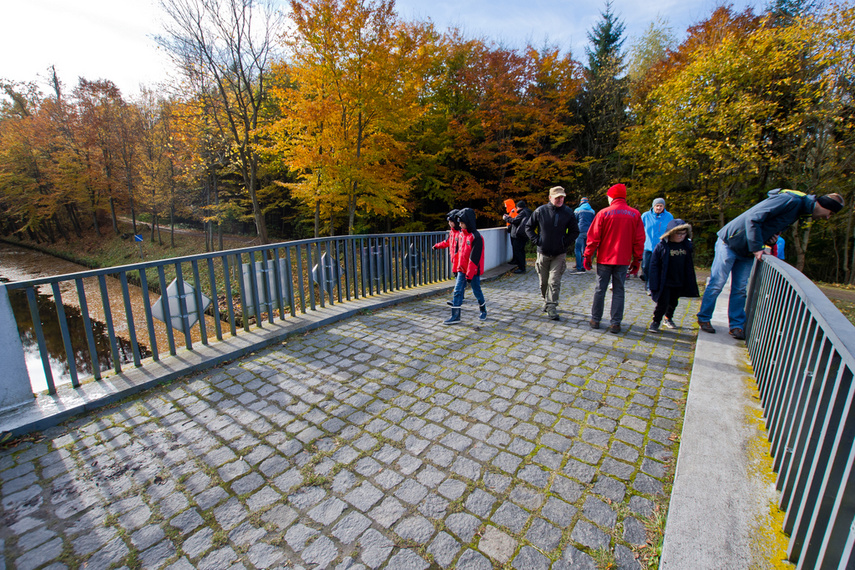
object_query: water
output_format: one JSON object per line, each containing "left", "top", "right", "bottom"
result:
{"left": 0, "top": 243, "right": 160, "bottom": 393}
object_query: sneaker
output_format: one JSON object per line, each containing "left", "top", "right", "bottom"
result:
{"left": 729, "top": 328, "right": 745, "bottom": 340}
{"left": 547, "top": 307, "right": 560, "bottom": 321}
{"left": 589, "top": 319, "right": 600, "bottom": 329}
{"left": 698, "top": 320, "right": 716, "bottom": 334}
{"left": 609, "top": 324, "right": 621, "bottom": 334}
{"left": 663, "top": 318, "right": 677, "bottom": 329}
{"left": 648, "top": 321, "right": 660, "bottom": 333}
{"left": 513, "top": 268, "right": 526, "bottom": 274}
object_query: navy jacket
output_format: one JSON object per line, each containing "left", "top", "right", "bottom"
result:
{"left": 719, "top": 189, "right": 816, "bottom": 257}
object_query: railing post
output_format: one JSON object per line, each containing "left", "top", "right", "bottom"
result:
{"left": 0, "top": 283, "right": 33, "bottom": 411}
{"left": 745, "top": 256, "right": 763, "bottom": 339}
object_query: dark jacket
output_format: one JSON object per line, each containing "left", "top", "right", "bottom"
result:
{"left": 458, "top": 208, "right": 484, "bottom": 279}
{"left": 718, "top": 189, "right": 816, "bottom": 258}
{"left": 574, "top": 202, "right": 596, "bottom": 235}
{"left": 525, "top": 202, "right": 579, "bottom": 256}
{"left": 649, "top": 219, "right": 700, "bottom": 303}
{"left": 509, "top": 206, "right": 532, "bottom": 240}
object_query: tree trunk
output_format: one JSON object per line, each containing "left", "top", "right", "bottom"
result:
{"left": 170, "top": 204, "right": 176, "bottom": 248}
{"left": 109, "top": 197, "right": 120, "bottom": 235}
{"left": 314, "top": 198, "right": 320, "bottom": 238}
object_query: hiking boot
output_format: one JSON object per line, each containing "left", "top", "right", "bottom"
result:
{"left": 513, "top": 268, "right": 526, "bottom": 274}
{"left": 648, "top": 321, "right": 660, "bottom": 333}
{"left": 443, "top": 309, "right": 461, "bottom": 325}
{"left": 663, "top": 317, "right": 677, "bottom": 329}
{"left": 479, "top": 303, "right": 487, "bottom": 321}
{"left": 729, "top": 328, "right": 745, "bottom": 340}
{"left": 589, "top": 319, "right": 600, "bottom": 329}
{"left": 698, "top": 320, "right": 716, "bottom": 334}
{"left": 547, "top": 307, "right": 560, "bottom": 321}
{"left": 609, "top": 324, "right": 621, "bottom": 334}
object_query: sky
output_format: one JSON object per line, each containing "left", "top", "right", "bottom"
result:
{"left": 1, "top": 0, "right": 760, "bottom": 99}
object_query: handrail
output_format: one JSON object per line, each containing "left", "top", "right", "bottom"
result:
{"left": 1, "top": 231, "right": 451, "bottom": 397}
{"left": 745, "top": 255, "right": 855, "bottom": 569}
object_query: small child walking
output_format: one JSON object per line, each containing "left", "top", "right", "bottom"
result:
{"left": 433, "top": 209, "right": 462, "bottom": 275}
{"left": 647, "top": 219, "right": 700, "bottom": 332}
{"left": 444, "top": 208, "right": 487, "bottom": 324}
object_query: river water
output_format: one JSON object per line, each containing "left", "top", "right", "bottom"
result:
{"left": 0, "top": 242, "right": 216, "bottom": 393}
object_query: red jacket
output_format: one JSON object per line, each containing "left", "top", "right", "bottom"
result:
{"left": 583, "top": 198, "right": 644, "bottom": 266}
{"left": 459, "top": 230, "right": 484, "bottom": 279}
{"left": 434, "top": 228, "right": 463, "bottom": 273}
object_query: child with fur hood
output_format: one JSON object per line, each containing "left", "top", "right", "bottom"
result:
{"left": 647, "top": 219, "right": 700, "bottom": 332}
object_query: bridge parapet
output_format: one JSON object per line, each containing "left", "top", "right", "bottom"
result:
{"left": 745, "top": 256, "right": 854, "bottom": 568}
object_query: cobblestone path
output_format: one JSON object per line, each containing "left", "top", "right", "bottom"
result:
{"left": 1, "top": 269, "right": 695, "bottom": 570}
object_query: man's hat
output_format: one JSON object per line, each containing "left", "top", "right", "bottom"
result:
{"left": 607, "top": 184, "right": 627, "bottom": 199}
{"left": 549, "top": 186, "right": 566, "bottom": 199}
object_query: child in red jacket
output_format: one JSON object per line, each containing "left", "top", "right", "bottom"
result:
{"left": 444, "top": 208, "right": 486, "bottom": 324}
{"left": 433, "top": 209, "right": 462, "bottom": 275}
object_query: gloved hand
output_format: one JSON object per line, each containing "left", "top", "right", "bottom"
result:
{"left": 628, "top": 262, "right": 640, "bottom": 276}
{"left": 432, "top": 244, "right": 438, "bottom": 250}
{"left": 466, "top": 278, "right": 472, "bottom": 284}
{"left": 583, "top": 256, "right": 593, "bottom": 271}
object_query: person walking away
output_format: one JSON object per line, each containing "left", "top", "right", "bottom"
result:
{"left": 433, "top": 209, "right": 462, "bottom": 275}
{"left": 525, "top": 186, "right": 580, "bottom": 321}
{"left": 443, "top": 208, "right": 487, "bottom": 324}
{"left": 573, "top": 198, "right": 596, "bottom": 272}
{"left": 647, "top": 219, "right": 700, "bottom": 333}
{"left": 504, "top": 201, "right": 532, "bottom": 273}
{"left": 696, "top": 189, "right": 844, "bottom": 340}
{"left": 583, "top": 183, "right": 644, "bottom": 334}
{"left": 641, "top": 198, "right": 673, "bottom": 293}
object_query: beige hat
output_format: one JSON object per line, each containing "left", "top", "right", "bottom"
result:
{"left": 549, "top": 186, "right": 566, "bottom": 199}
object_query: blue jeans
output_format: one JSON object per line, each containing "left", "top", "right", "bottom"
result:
{"left": 574, "top": 233, "right": 587, "bottom": 271}
{"left": 591, "top": 264, "right": 628, "bottom": 326}
{"left": 641, "top": 250, "right": 652, "bottom": 289}
{"left": 696, "top": 238, "right": 755, "bottom": 330}
{"left": 452, "top": 273, "right": 485, "bottom": 307}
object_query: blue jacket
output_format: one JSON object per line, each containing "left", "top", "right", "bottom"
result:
{"left": 574, "top": 203, "right": 595, "bottom": 234}
{"left": 641, "top": 208, "right": 674, "bottom": 252}
{"left": 719, "top": 189, "right": 816, "bottom": 258}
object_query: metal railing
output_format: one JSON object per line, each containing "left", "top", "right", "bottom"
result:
{"left": 3, "top": 232, "right": 450, "bottom": 396}
{"left": 745, "top": 255, "right": 855, "bottom": 570}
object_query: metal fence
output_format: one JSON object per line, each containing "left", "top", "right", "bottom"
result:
{"left": 745, "top": 255, "right": 854, "bottom": 569}
{"left": 3, "top": 232, "right": 449, "bottom": 396}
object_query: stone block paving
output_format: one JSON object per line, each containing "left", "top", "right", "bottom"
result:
{"left": 0, "top": 268, "right": 694, "bottom": 569}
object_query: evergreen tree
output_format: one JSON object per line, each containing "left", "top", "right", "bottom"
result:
{"left": 575, "top": 0, "right": 629, "bottom": 196}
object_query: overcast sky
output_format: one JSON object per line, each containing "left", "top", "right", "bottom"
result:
{"left": 2, "top": 0, "right": 760, "bottom": 99}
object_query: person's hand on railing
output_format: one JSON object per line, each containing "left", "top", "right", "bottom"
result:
{"left": 753, "top": 250, "right": 765, "bottom": 261}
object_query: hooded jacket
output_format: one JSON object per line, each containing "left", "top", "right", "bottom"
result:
{"left": 641, "top": 207, "right": 674, "bottom": 252}
{"left": 574, "top": 202, "right": 596, "bottom": 234}
{"left": 457, "top": 208, "right": 485, "bottom": 279}
{"left": 434, "top": 210, "right": 463, "bottom": 272}
{"left": 524, "top": 202, "right": 580, "bottom": 256}
{"left": 718, "top": 189, "right": 816, "bottom": 258}
{"left": 508, "top": 205, "right": 532, "bottom": 240}
{"left": 583, "top": 197, "right": 644, "bottom": 266}
{"left": 648, "top": 219, "right": 700, "bottom": 302}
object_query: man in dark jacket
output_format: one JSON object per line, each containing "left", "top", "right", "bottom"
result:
{"left": 525, "top": 186, "right": 579, "bottom": 320}
{"left": 504, "top": 200, "right": 532, "bottom": 274}
{"left": 697, "top": 189, "right": 844, "bottom": 340}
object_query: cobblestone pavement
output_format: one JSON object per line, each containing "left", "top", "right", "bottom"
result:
{"left": 0, "top": 268, "right": 695, "bottom": 570}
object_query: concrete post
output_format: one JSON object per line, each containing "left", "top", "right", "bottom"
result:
{"left": 482, "top": 228, "right": 512, "bottom": 271}
{"left": 0, "top": 284, "right": 33, "bottom": 411}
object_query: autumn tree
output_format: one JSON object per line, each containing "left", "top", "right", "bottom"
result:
{"left": 157, "top": 0, "right": 283, "bottom": 244}
{"left": 273, "top": 0, "right": 436, "bottom": 235}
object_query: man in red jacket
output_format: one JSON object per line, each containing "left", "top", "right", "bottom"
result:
{"left": 583, "top": 183, "right": 645, "bottom": 334}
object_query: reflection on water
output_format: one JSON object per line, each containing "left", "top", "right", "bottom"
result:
{"left": 0, "top": 242, "right": 221, "bottom": 394}
{"left": 4, "top": 281, "right": 152, "bottom": 393}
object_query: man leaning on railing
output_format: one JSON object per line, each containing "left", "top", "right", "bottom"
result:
{"left": 696, "top": 188, "right": 845, "bottom": 340}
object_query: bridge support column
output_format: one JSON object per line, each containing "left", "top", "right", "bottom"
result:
{"left": 0, "top": 284, "right": 33, "bottom": 412}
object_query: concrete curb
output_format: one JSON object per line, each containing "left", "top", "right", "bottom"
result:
{"left": 0, "top": 265, "right": 514, "bottom": 439}
{"left": 660, "top": 284, "right": 786, "bottom": 568}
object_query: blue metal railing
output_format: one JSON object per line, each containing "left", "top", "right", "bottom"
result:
{"left": 3, "top": 232, "right": 449, "bottom": 395}
{"left": 745, "top": 255, "right": 855, "bottom": 570}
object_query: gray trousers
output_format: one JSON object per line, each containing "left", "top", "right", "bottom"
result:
{"left": 535, "top": 253, "right": 566, "bottom": 309}
{"left": 592, "top": 264, "right": 628, "bottom": 325}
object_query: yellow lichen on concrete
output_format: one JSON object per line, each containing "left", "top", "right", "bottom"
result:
{"left": 742, "top": 369, "right": 795, "bottom": 569}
